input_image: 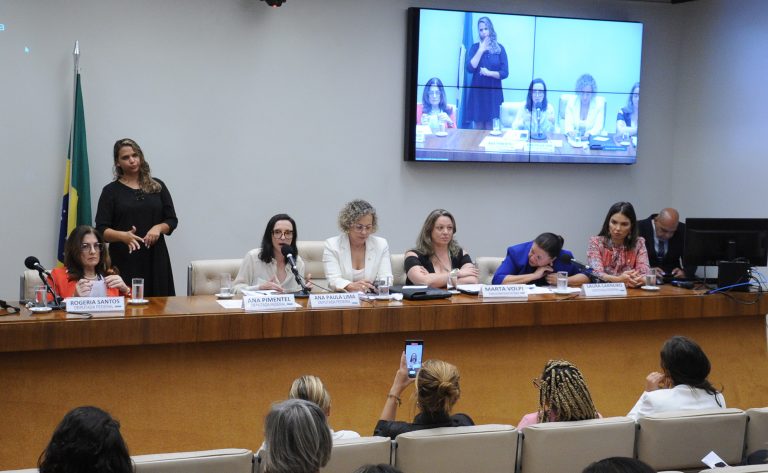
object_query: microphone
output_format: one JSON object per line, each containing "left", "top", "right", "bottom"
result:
{"left": 25, "top": 256, "right": 51, "bottom": 277}
{"left": 23, "top": 256, "right": 64, "bottom": 309}
{"left": 280, "top": 245, "right": 311, "bottom": 295}
{"left": 559, "top": 254, "right": 605, "bottom": 283}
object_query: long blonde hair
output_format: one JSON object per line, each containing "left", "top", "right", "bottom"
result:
{"left": 112, "top": 138, "right": 162, "bottom": 194}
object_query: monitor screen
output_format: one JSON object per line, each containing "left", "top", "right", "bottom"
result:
{"left": 683, "top": 218, "right": 768, "bottom": 267}
{"left": 405, "top": 8, "right": 643, "bottom": 164}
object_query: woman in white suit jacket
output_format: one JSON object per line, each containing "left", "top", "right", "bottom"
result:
{"left": 323, "top": 200, "right": 393, "bottom": 292}
{"left": 628, "top": 335, "right": 725, "bottom": 420}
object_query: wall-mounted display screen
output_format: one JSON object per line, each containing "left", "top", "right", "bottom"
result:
{"left": 405, "top": 8, "right": 643, "bottom": 164}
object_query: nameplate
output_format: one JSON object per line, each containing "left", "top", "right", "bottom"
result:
{"left": 243, "top": 294, "right": 296, "bottom": 311}
{"left": 481, "top": 284, "right": 529, "bottom": 300}
{"left": 309, "top": 293, "right": 360, "bottom": 308}
{"left": 581, "top": 283, "right": 627, "bottom": 298}
{"left": 65, "top": 296, "right": 125, "bottom": 313}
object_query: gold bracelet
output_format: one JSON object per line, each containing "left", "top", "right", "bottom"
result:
{"left": 387, "top": 394, "right": 401, "bottom": 406}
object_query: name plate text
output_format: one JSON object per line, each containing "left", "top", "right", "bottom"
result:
{"left": 581, "top": 283, "right": 627, "bottom": 298}
{"left": 481, "top": 284, "right": 529, "bottom": 300}
{"left": 243, "top": 294, "right": 297, "bottom": 311}
{"left": 309, "top": 293, "right": 360, "bottom": 308}
{"left": 65, "top": 296, "right": 125, "bottom": 313}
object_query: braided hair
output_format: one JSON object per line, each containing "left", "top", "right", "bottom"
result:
{"left": 537, "top": 359, "right": 599, "bottom": 423}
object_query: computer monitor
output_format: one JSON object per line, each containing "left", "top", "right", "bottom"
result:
{"left": 684, "top": 218, "right": 768, "bottom": 267}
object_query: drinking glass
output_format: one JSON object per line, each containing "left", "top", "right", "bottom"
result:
{"left": 131, "top": 278, "right": 145, "bottom": 302}
{"left": 220, "top": 273, "right": 232, "bottom": 296}
{"left": 34, "top": 285, "right": 48, "bottom": 309}
{"left": 556, "top": 271, "right": 568, "bottom": 292}
{"left": 645, "top": 272, "right": 657, "bottom": 287}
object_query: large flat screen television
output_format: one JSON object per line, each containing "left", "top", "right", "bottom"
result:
{"left": 405, "top": 8, "right": 643, "bottom": 164}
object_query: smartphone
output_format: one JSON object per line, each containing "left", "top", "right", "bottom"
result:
{"left": 405, "top": 339, "right": 424, "bottom": 378}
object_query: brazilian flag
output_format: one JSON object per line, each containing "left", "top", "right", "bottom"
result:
{"left": 57, "top": 72, "right": 91, "bottom": 265}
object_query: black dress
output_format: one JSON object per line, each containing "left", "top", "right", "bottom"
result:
{"left": 403, "top": 249, "right": 472, "bottom": 285}
{"left": 374, "top": 411, "right": 474, "bottom": 439}
{"left": 95, "top": 179, "right": 178, "bottom": 297}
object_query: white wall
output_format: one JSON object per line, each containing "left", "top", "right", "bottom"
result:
{"left": 3, "top": 0, "right": 760, "bottom": 298}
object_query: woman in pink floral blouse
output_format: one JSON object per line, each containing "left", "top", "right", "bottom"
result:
{"left": 587, "top": 201, "right": 650, "bottom": 287}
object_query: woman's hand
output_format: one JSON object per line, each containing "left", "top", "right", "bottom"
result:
{"left": 345, "top": 280, "right": 375, "bottom": 293}
{"left": 123, "top": 226, "right": 143, "bottom": 253}
{"left": 75, "top": 279, "right": 94, "bottom": 297}
{"left": 143, "top": 225, "right": 163, "bottom": 248}
{"left": 532, "top": 264, "right": 554, "bottom": 280}
{"left": 478, "top": 36, "right": 490, "bottom": 53}
{"left": 304, "top": 273, "right": 313, "bottom": 289}
{"left": 458, "top": 265, "right": 479, "bottom": 279}
{"left": 259, "top": 277, "right": 285, "bottom": 293}
{"left": 479, "top": 66, "right": 491, "bottom": 76}
{"left": 104, "top": 275, "right": 129, "bottom": 294}
{"left": 390, "top": 351, "right": 415, "bottom": 397}
{"left": 438, "top": 112, "right": 453, "bottom": 127}
{"left": 645, "top": 371, "right": 668, "bottom": 392}
{"left": 545, "top": 272, "right": 559, "bottom": 285}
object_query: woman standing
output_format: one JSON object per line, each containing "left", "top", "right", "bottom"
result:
{"left": 465, "top": 16, "right": 508, "bottom": 130}
{"left": 404, "top": 209, "right": 478, "bottom": 287}
{"left": 96, "top": 138, "right": 178, "bottom": 297}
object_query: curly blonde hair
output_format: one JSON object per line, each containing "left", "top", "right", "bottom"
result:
{"left": 338, "top": 199, "right": 378, "bottom": 233}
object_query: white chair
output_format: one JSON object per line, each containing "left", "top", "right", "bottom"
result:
{"left": 187, "top": 259, "right": 242, "bottom": 295}
{"left": 636, "top": 408, "right": 747, "bottom": 472}
{"left": 133, "top": 449, "right": 253, "bottom": 473}
{"left": 476, "top": 256, "right": 503, "bottom": 285}
{"left": 747, "top": 408, "right": 768, "bottom": 457}
{"left": 297, "top": 240, "right": 327, "bottom": 290}
{"left": 321, "top": 436, "right": 392, "bottom": 473}
{"left": 698, "top": 467, "right": 768, "bottom": 473}
{"left": 390, "top": 253, "right": 406, "bottom": 285}
{"left": 518, "top": 417, "right": 636, "bottom": 473}
{"left": 20, "top": 269, "right": 43, "bottom": 302}
{"left": 394, "top": 424, "right": 517, "bottom": 473}
{"left": 499, "top": 101, "right": 525, "bottom": 129}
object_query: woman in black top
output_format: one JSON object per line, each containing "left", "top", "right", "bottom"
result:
{"left": 374, "top": 352, "right": 473, "bottom": 439}
{"left": 404, "top": 209, "right": 478, "bottom": 287}
{"left": 96, "top": 138, "right": 178, "bottom": 297}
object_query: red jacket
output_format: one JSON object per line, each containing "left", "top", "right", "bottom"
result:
{"left": 48, "top": 267, "right": 122, "bottom": 299}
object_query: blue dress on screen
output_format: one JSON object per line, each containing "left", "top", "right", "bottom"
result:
{"left": 492, "top": 241, "right": 580, "bottom": 285}
{"left": 464, "top": 42, "right": 509, "bottom": 123}
{"left": 617, "top": 107, "right": 633, "bottom": 127}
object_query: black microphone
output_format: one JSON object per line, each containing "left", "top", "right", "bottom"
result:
{"left": 280, "top": 245, "right": 311, "bottom": 295}
{"left": 559, "top": 254, "right": 605, "bottom": 283}
{"left": 23, "top": 256, "right": 64, "bottom": 309}
{"left": 25, "top": 256, "right": 51, "bottom": 277}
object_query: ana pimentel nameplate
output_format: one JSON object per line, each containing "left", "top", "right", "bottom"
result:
{"left": 480, "top": 284, "right": 529, "bottom": 300}
{"left": 581, "top": 283, "right": 627, "bottom": 297}
{"left": 309, "top": 293, "right": 360, "bottom": 308}
{"left": 243, "top": 294, "right": 297, "bottom": 311}
{"left": 65, "top": 296, "right": 125, "bottom": 313}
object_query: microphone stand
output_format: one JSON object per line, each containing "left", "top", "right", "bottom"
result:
{"left": 289, "top": 265, "right": 312, "bottom": 296}
{"left": 36, "top": 270, "right": 64, "bottom": 310}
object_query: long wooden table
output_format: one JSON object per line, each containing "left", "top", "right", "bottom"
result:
{"left": 415, "top": 129, "right": 636, "bottom": 163}
{"left": 1, "top": 287, "right": 766, "bottom": 469}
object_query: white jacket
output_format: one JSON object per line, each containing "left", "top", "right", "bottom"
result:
{"left": 323, "top": 234, "right": 392, "bottom": 291}
{"left": 627, "top": 384, "right": 726, "bottom": 420}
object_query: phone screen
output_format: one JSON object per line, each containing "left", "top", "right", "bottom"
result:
{"left": 405, "top": 339, "right": 424, "bottom": 378}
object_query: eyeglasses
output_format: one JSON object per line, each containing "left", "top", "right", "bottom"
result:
{"left": 80, "top": 243, "right": 103, "bottom": 252}
{"left": 272, "top": 230, "right": 294, "bottom": 239}
{"left": 352, "top": 224, "right": 374, "bottom": 233}
{"left": 531, "top": 89, "right": 545, "bottom": 96}
{"left": 428, "top": 90, "right": 442, "bottom": 97}
{"left": 532, "top": 378, "right": 542, "bottom": 389}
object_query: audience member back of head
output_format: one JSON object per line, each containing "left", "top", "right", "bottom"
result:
{"left": 582, "top": 457, "right": 656, "bottom": 473}
{"left": 353, "top": 465, "right": 403, "bottom": 473}
{"left": 263, "top": 398, "right": 332, "bottom": 473}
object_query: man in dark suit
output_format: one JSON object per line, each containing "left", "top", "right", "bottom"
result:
{"left": 638, "top": 208, "right": 696, "bottom": 279}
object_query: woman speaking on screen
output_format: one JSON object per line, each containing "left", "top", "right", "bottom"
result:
{"left": 96, "top": 138, "right": 178, "bottom": 297}
{"left": 464, "top": 16, "right": 508, "bottom": 130}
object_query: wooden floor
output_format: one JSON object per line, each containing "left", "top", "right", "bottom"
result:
{"left": 1, "top": 289, "right": 766, "bottom": 469}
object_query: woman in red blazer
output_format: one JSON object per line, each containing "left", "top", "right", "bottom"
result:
{"left": 49, "top": 226, "right": 130, "bottom": 298}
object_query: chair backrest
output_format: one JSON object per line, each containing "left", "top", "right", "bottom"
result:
{"left": 390, "top": 253, "right": 406, "bottom": 285}
{"left": 636, "top": 408, "right": 747, "bottom": 471}
{"left": 698, "top": 466, "right": 768, "bottom": 473}
{"left": 297, "top": 240, "right": 327, "bottom": 290}
{"left": 20, "top": 269, "right": 42, "bottom": 302}
{"left": 519, "top": 417, "right": 636, "bottom": 473}
{"left": 558, "top": 93, "right": 576, "bottom": 127}
{"left": 499, "top": 101, "right": 525, "bottom": 128}
{"left": 747, "top": 408, "right": 768, "bottom": 455}
{"left": 321, "top": 436, "right": 392, "bottom": 473}
{"left": 394, "top": 424, "right": 517, "bottom": 473}
{"left": 476, "top": 256, "right": 503, "bottom": 285}
{"left": 187, "top": 259, "right": 242, "bottom": 295}
{"left": 132, "top": 449, "right": 252, "bottom": 473}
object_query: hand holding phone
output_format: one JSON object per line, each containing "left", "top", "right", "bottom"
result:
{"left": 405, "top": 339, "right": 424, "bottom": 378}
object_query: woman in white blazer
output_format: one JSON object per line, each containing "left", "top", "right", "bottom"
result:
{"left": 628, "top": 335, "right": 725, "bottom": 419}
{"left": 323, "top": 199, "right": 393, "bottom": 292}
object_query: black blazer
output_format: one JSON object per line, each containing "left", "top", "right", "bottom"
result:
{"left": 638, "top": 214, "right": 696, "bottom": 278}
